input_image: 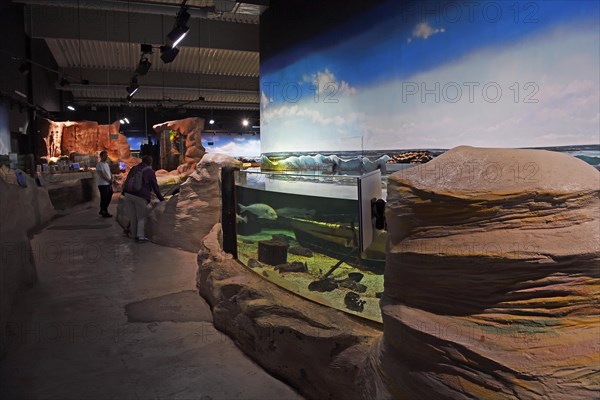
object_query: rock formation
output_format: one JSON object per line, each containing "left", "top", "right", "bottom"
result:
{"left": 152, "top": 117, "right": 206, "bottom": 176}
{"left": 387, "top": 150, "right": 433, "bottom": 164}
{"left": 360, "top": 146, "right": 600, "bottom": 399}
{"left": 38, "top": 118, "right": 135, "bottom": 166}
{"left": 0, "top": 166, "right": 55, "bottom": 355}
{"left": 196, "top": 224, "right": 381, "bottom": 400}
{"left": 117, "top": 153, "right": 241, "bottom": 252}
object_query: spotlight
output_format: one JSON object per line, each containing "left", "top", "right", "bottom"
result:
{"left": 166, "top": 25, "right": 190, "bottom": 48}
{"left": 135, "top": 57, "right": 152, "bottom": 76}
{"left": 242, "top": 119, "right": 249, "bottom": 127}
{"left": 160, "top": 45, "right": 180, "bottom": 64}
{"left": 209, "top": 119, "right": 215, "bottom": 125}
{"left": 127, "top": 77, "right": 139, "bottom": 97}
{"left": 18, "top": 62, "right": 31, "bottom": 75}
{"left": 67, "top": 105, "right": 76, "bottom": 111}
{"left": 140, "top": 43, "right": 153, "bottom": 54}
{"left": 119, "top": 119, "right": 125, "bottom": 124}
{"left": 124, "top": 118, "right": 130, "bottom": 124}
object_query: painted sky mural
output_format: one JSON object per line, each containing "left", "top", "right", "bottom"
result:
{"left": 201, "top": 134, "right": 261, "bottom": 158}
{"left": 260, "top": 0, "right": 599, "bottom": 154}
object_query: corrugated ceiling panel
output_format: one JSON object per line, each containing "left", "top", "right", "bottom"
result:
{"left": 46, "top": 38, "right": 259, "bottom": 76}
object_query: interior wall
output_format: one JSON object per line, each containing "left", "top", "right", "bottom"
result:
{"left": 0, "top": 3, "right": 62, "bottom": 156}
{"left": 260, "top": 0, "right": 599, "bottom": 155}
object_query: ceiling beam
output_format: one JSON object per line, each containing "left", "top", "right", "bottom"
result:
{"left": 25, "top": 4, "right": 259, "bottom": 52}
{"left": 59, "top": 68, "right": 258, "bottom": 91}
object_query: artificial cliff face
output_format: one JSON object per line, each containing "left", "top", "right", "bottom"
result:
{"left": 152, "top": 117, "right": 206, "bottom": 174}
{"left": 365, "top": 145, "right": 600, "bottom": 399}
{"left": 37, "top": 118, "right": 132, "bottom": 163}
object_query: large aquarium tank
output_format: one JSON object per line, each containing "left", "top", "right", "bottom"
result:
{"left": 234, "top": 170, "right": 387, "bottom": 323}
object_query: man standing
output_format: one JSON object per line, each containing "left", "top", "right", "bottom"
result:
{"left": 122, "top": 155, "right": 165, "bottom": 243}
{"left": 96, "top": 150, "right": 113, "bottom": 218}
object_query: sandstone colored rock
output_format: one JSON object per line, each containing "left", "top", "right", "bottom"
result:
{"left": 141, "top": 154, "right": 242, "bottom": 252}
{"left": 152, "top": 117, "right": 206, "bottom": 176}
{"left": 38, "top": 119, "right": 134, "bottom": 166}
{"left": 360, "top": 146, "right": 600, "bottom": 399}
{"left": 197, "top": 224, "right": 381, "bottom": 400}
{"left": 0, "top": 168, "right": 55, "bottom": 356}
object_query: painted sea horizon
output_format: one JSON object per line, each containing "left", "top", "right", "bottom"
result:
{"left": 261, "top": 144, "right": 600, "bottom": 169}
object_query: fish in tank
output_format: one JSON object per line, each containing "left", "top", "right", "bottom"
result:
{"left": 235, "top": 171, "right": 386, "bottom": 323}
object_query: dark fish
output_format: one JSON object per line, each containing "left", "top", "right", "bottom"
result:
{"left": 289, "top": 246, "right": 313, "bottom": 257}
{"left": 275, "top": 262, "right": 308, "bottom": 273}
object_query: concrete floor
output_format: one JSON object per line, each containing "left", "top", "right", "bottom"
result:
{"left": 0, "top": 199, "right": 304, "bottom": 400}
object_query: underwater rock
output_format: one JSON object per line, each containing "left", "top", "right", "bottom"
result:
{"left": 289, "top": 246, "right": 313, "bottom": 257}
{"left": 344, "top": 292, "right": 366, "bottom": 312}
{"left": 308, "top": 278, "right": 338, "bottom": 292}
{"left": 361, "top": 146, "right": 600, "bottom": 399}
{"left": 337, "top": 279, "right": 367, "bottom": 293}
{"left": 271, "top": 233, "right": 295, "bottom": 243}
{"left": 258, "top": 240, "right": 288, "bottom": 265}
{"left": 347, "top": 272, "right": 364, "bottom": 282}
{"left": 247, "top": 259, "right": 262, "bottom": 269}
{"left": 275, "top": 262, "right": 308, "bottom": 273}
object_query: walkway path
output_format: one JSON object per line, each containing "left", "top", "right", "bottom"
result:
{"left": 0, "top": 200, "right": 303, "bottom": 400}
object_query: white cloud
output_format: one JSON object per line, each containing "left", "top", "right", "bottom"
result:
{"left": 411, "top": 22, "right": 445, "bottom": 40}
{"left": 261, "top": 90, "right": 269, "bottom": 110}
{"left": 208, "top": 139, "right": 261, "bottom": 157}
{"left": 304, "top": 68, "right": 358, "bottom": 97}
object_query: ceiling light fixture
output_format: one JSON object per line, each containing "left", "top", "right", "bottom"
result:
{"left": 18, "top": 62, "right": 31, "bottom": 75}
{"left": 209, "top": 119, "right": 215, "bottom": 125}
{"left": 126, "top": 77, "right": 139, "bottom": 99}
{"left": 119, "top": 119, "right": 125, "bottom": 124}
{"left": 160, "top": 45, "right": 180, "bottom": 64}
{"left": 124, "top": 118, "right": 130, "bottom": 124}
{"left": 135, "top": 57, "right": 152, "bottom": 76}
{"left": 242, "top": 119, "right": 249, "bottom": 127}
{"left": 161, "top": 1, "right": 190, "bottom": 63}
{"left": 67, "top": 105, "right": 76, "bottom": 111}
{"left": 167, "top": 25, "right": 190, "bottom": 48}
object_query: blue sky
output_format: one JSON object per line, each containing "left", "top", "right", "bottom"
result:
{"left": 263, "top": 0, "right": 598, "bottom": 96}
{"left": 261, "top": 0, "right": 600, "bottom": 152}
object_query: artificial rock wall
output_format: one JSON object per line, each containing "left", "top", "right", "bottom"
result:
{"left": 361, "top": 146, "right": 600, "bottom": 399}
{"left": 117, "top": 153, "right": 240, "bottom": 252}
{"left": 37, "top": 118, "right": 135, "bottom": 166}
{"left": 195, "top": 146, "right": 599, "bottom": 400}
{"left": 0, "top": 167, "right": 55, "bottom": 355}
{"left": 152, "top": 117, "right": 206, "bottom": 176}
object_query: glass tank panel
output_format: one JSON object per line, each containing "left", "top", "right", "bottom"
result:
{"left": 235, "top": 170, "right": 386, "bottom": 323}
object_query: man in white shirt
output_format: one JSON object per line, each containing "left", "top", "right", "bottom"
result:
{"left": 96, "top": 150, "right": 113, "bottom": 217}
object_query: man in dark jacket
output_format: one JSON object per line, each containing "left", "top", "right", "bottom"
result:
{"left": 122, "top": 155, "right": 165, "bottom": 242}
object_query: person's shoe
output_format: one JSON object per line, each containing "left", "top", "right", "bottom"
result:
{"left": 101, "top": 213, "right": 113, "bottom": 218}
{"left": 135, "top": 237, "right": 150, "bottom": 243}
